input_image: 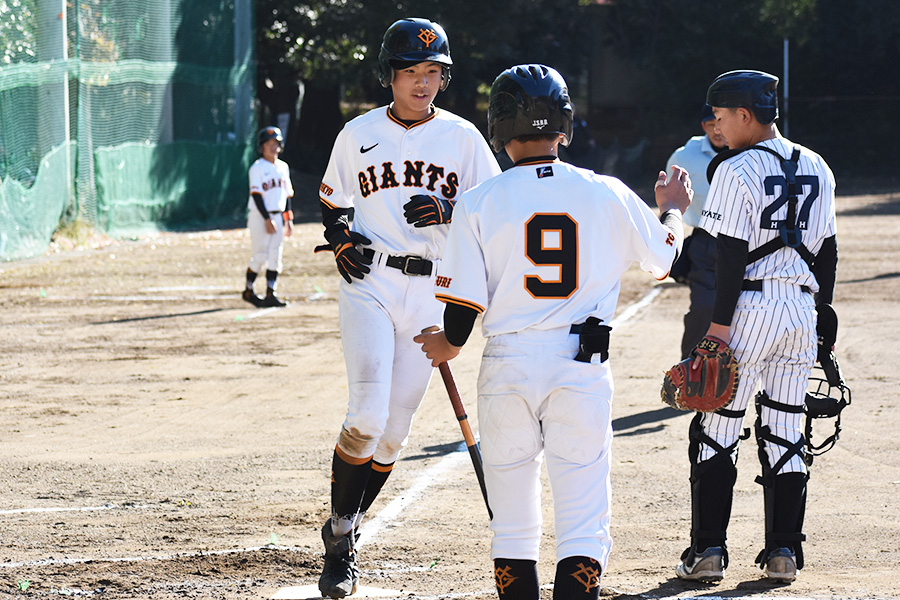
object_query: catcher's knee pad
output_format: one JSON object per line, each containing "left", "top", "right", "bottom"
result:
{"left": 687, "top": 410, "right": 747, "bottom": 468}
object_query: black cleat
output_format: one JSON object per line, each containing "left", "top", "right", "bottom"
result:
{"left": 318, "top": 521, "right": 359, "bottom": 598}
{"left": 242, "top": 289, "right": 263, "bottom": 307}
{"left": 260, "top": 291, "right": 287, "bottom": 307}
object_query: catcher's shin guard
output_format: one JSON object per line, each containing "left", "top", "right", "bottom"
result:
{"left": 754, "top": 392, "right": 808, "bottom": 569}
{"left": 687, "top": 413, "right": 740, "bottom": 553}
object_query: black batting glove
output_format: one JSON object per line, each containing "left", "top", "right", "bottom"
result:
{"left": 403, "top": 194, "right": 456, "bottom": 227}
{"left": 325, "top": 229, "right": 372, "bottom": 283}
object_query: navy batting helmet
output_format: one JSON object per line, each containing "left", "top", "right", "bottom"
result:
{"left": 377, "top": 18, "right": 452, "bottom": 91}
{"left": 487, "top": 64, "right": 574, "bottom": 153}
{"left": 706, "top": 70, "right": 779, "bottom": 125}
{"left": 257, "top": 126, "right": 284, "bottom": 152}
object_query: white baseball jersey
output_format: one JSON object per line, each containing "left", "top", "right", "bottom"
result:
{"left": 696, "top": 137, "right": 837, "bottom": 475}
{"left": 321, "top": 104, "right": 500, "bottom": 467}
{"left": 436, "top": 160, "right": 678, "bottom": 336}
{"left": 248, "top": 157, "right": 293, "bottom": 213}
{"left": 699, "top": 137, "right": 836, "bottom": 293}
{"left": 319, "top": 106, "right": 501, "bottom": 259}
{"left": 435, "top": 158, "right": 680, "bottom": 566}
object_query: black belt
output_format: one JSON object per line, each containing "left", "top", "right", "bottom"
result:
{"left": 742, "top": 279, "right": 811, "bottom": 294}
{"left": 269, "top": 210, "right": 282, "bottom": 214}
{"left": 363, "top": 248, "right": 433, "bottom": 276}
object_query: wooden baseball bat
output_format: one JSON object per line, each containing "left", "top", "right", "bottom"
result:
{"left": 437, "top": 361, "right": 493, "bottom": 520}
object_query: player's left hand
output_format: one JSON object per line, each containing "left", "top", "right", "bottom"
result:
{"left": 414, "top": 326, "right": 462, "bottom": 367}
{"left": 403, "top": 194, "right": 456, "bottom": 227}
{"left": 265, "top": 218, "right": 276, "bottom": 234}
{"left": 655, "top": 166, "right": 693, "bottom": 214}
{"left": 661, "top": 334, "right": 739, "bottom": 412}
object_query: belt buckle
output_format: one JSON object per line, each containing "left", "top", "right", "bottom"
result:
{"left": 401, "top": 256, "right": 418, "bottom": 275}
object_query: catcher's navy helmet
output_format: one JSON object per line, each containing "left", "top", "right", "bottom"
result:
{"left": 257, "top": 126, "right": 284, "bottom": 152}
{"left": 487, "top": 64, "right": 574, "bottom": 153}
{"left": 706, "top": 70, "right": 779, "bottom": 125}
{"left": 377, "top": 18, "right": 452, "bottom": 91}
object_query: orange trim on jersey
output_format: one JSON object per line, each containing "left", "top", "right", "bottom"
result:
{"left": 371, "top": 461, "right": 395, "bottom": 473}
{"left": 335, "top": 444, "right": 373, "bottom": 466}
{"left": 386, "top": 106, "right": 439, "bottom": 130}
{"left": 514, "top": 157, "right": 561, "bottom": 166}
{"left": 435, "top": 293, "right": 485, "bottom": 314}
{"left": 320, "top": 197, "right": 338, "bottom": 210}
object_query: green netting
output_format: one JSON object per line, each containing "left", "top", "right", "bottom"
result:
{"left": 95, "top": 141, "right": 254, "bottom": 234}
{"left": 0, "top": 0, "right": 256, "bottom": 261}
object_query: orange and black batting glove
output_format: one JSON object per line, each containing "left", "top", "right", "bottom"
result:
{"left": 403, "top": 194, "right": 456, "bottom": 228}
{"left": 322, "top": 228, "right": 372, "bottom": 284}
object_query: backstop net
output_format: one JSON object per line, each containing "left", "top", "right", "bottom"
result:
{"left": 0, "top": 0, "right": 255, "bottom": 261}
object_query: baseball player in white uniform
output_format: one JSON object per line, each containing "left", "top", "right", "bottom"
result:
{"left": 675, "top": 70, "right": 838, "bottom": 585}
{"left": 314, "top": 18, "right": 501, "bottom": 599}
{"left": 416, "top": 64, "right": 692, "bottom": 600}
{"left": 243, "top": 126, "right": 293, "bottom": 308}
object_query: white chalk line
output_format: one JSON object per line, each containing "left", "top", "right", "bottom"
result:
{"left": 610, "top": 283, "right": 665, "bottom": 329}
{"left": 0, "top": 503, "right": 149, "bottom": 516}
{"left": 356, "top": 448, "right": 467, "bottom": 549}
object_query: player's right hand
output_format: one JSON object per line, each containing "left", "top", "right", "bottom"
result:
{"left": 326, "top": 229, "right": 372, "bottom": 283}
{"left": 655, "top": 165, "right": 693, "bottom": 214}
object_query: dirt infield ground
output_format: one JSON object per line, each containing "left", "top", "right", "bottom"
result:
{"left": 1, "top": 191, "right": 899, "bottom": 599}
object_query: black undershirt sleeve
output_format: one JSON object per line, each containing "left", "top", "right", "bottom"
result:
{"left": 443, "top": 302, "right": 478, "bottom": 348}
{"left": 659, "top": 209, "right": 685, "bottom": 265}
{"left": 813, "top": 235, "right": 838, "bottom": 305}
{"left": 320, "top": 202, "right": 352, "bottom": 240}
{"left": 251, "top": 192, "right": 268, "bottom": 218}
{"left": 712, "top": 234, "right": 749, "bottom": 326}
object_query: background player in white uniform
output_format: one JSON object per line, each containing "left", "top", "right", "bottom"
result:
{"left": 314, "top": 18, "right": 501, "bottom": 599}
{"left": 666, "top": 104, "right": 728, "bottom": 358}
{"left": 674, "top": 70, "right": 838, "bottom": 584}
{"left": 243, "top": 126, "right": 293, "bottom": 307}
{"left": 415, "top": 64, "right": 692, "bottom": 600}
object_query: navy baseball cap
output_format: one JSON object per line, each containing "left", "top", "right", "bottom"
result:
{"left": 700, "top": 103, "right": 715, "bottom": 122}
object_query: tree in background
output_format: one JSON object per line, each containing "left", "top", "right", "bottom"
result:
{"left": 256, "top": 0, "right": 593, "bottom": 171}
{"left": 256, "top": 0, "right": 899, "bottom": 184}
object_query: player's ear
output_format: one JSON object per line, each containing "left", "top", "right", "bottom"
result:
{"left": 737, "top": 107, "right": 753, "bottom": 124}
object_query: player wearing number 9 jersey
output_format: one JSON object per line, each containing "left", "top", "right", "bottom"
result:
{"left": 415, "top": 64, "right": 692, "bottom": 600}
{"left": 674, "top": 70, "right": 838, "bottom": 585}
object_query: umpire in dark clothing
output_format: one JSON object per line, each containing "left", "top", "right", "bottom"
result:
{"left": 666, "top": 104, "right": 728, "bottom": 357}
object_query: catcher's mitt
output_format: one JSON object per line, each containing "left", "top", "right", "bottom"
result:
{"left": 661, "top": 335, "right": 739, "bottom": 412}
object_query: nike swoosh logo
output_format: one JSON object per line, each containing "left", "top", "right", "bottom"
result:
{"left": 360, "top": 143, "right": 379, "bottom": 154}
